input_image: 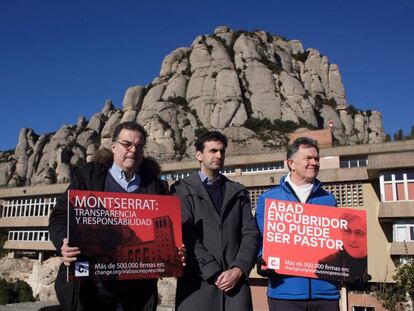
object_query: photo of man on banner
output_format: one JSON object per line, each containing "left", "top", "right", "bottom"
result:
{"left": 316, "top": 213, "right": 368, "bottom": 283}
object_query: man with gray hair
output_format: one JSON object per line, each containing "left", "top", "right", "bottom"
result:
{"left": 255, "top": 137, "right": 340, "bottom": 311}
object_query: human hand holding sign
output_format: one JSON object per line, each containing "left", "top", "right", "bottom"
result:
{"left": 256, "top": 256, "right": 278, "bottom": 278}
{"left": 61, "top": 238, "right": 81, "bottom": 266}
{"left": 177, "top": 244, "right": 187, "bottom": 266}
{"left": 215, "top": 267, "right": 243, "bottom": 292}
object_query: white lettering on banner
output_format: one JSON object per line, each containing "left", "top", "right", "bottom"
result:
{"left": 74, "top": 195, "right": 158, "bottom": 210}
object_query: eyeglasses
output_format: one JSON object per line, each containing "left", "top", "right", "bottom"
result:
{"left": 115, "top": 140, "right": 145, "bottom": 151}
{"left": 343, "top": 228, "right": 366, "bottom": 238}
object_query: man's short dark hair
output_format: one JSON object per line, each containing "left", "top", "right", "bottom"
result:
{"left": 112, "top": 122, "right": 148, "bottom": 144}
{"left": 287, "top": 137, "right": 319, "bottom": 160}
{"left": 195, "top": 131, "right": 228, "bottom": 152}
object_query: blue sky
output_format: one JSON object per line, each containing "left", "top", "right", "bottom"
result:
{"left": 1, "top": 0, "right": 413, "bottom": 151}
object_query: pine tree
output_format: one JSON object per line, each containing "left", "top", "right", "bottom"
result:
{"left": 398, "top": 129, "right": 404, "bottom": 140}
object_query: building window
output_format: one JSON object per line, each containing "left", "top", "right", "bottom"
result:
{"left": 393, "top": 221, "right": 414, "bottom": 242}
{"left": 220, "top": 167, "right": 235, "bottom": 176}
{"left": 241, "top": 162, "right": 284, "bottom": 174}
{"left": 340, "top": 156, "right": 368, "bottom": 168}
{"left": 324, "top": 182, "right": 364, "bottom": 207}
{"left": 160, "top": 170, "right": 193, "bottom": 181}
{"left": 380, "top": 170, "right": 414, "bottom": 202}
{"left": 352, "top": 307, "right": 375, "bottom": 311}
{"left": 2, "top": 197, "right": 57, "bottom": 218}
{"left": 248, "top": 187, "right": 271, "bottom": 211}
{"left": 7, "top": 230, "right": 51, "bottom": 242}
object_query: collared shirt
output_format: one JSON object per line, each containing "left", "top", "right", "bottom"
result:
{"left": 198, "top": 170, "right": 222, "bottom": 185}
{"left": 108, "top": 162, "right": 140, "bottom": 192}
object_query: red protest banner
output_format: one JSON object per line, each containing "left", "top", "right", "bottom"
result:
{"left": 262, "top": 199, "right": 367, "bottom": 282}
{"left": 67, "top": 190, "right": 183, "bottom": 281}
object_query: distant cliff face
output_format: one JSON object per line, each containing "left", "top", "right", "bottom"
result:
{"left": 0, "top": 26, "right": 384, "bottom": 187}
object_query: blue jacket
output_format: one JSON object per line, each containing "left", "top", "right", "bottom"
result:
{"left": 255, "top": 176, "right": 340, "bottom": 300}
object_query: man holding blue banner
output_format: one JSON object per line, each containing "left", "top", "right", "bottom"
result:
{"left": 256, "top": 137, "right": 340, "bottom": 311}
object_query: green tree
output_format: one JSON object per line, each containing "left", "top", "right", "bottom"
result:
{"left": 376, "top": 283, "right": 406, "bottom": 311}
{"left": 0, "top": 279, "right": 14, "bottom": 305}
{"left": 0, "top": 228, "right": 7, "bottom": 256}
{"left": 376, "top": 257, "right": 414, "bottom": 310}
{"left": 0, "top": 279, "right": 35, "bottom": 305}
{"left": 395, "top": 258, "right": 414, "bottom": 307}
{"left": 410, "top": 126, "right": 414, "bottom": 139}
{"left": 397, "top": 129, "right": 404, "bottom": 141}
{"left": 14, "top": 280, "right": 35, "bottom": 303}
{"left": 385, "top": 134, "right": 392, "bottom": 142}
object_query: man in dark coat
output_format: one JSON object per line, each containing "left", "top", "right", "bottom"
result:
{"left": 49, "top": 122, "right": 168, "bottom": 311}
{"left": 172, "top": 131, "right": 259, "bottom": 311}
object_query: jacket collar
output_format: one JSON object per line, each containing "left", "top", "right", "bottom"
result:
{"left": 91, "top": 148, "right": 161, "bottom": 186}
{"left": 280, "top": 175, "right": 322, "bottom": 198}
{"left": 182, "top": 171, "right": 245, "bottom": 218}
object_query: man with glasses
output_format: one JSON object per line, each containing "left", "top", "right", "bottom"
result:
{"left": 49, "top": 121, "right": 168, "bottom": 311}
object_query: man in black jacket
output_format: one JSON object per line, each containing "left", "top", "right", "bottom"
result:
{"left": 172, "top": 131, "right": 259, "bottom": 311}
{"left": 49, "top": 122, "right": 168, "bottom": 311}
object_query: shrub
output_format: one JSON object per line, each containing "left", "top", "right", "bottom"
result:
{"left": 346, "top": 105, "right": 359, "bottom": 117}
{"left": 0, "top": 229, "right": 7, "bottom": 256}
{"left": 211, "top": 34, "right": 234, "bottom": 60}
{"left": 174, "top": 137, "right": 188, "bottom": 159}
{"left": 325, "top": 98, "right": 338, "bottom": 109}
{"left": 298, "top": 118, "right": 318, "bottom": 130}
{"left": 292, "top": 51, "right": 309, "bottom": 63}
{"left": 265, "top": 32, "right": 273, "bottom": 43}
{"left": 315, "top": 95, "right": 337, "bottom": 110}
{"left": 168, "top": 96, "right": 188, "bottom": 108}
{"left": 244, "top": 117, "right": 306, "bottom": 137}
{"left": 194, "top": 127, "right": 209, "bottom": 137}
{"left": 257, "top": 49, "right": 282, "bottom": 75}
{"left": 0, "top": 279, "right": 13, "bottom": 305}
{"left": 0, "top": 279, "right": 35, "bottom": 305}
{"left": 272, "top": 119, "right": 298, "bottom": 133}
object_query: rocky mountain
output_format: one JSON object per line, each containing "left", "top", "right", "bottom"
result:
{"left": 0, "top": 26, "right": 384, "bottom": 187}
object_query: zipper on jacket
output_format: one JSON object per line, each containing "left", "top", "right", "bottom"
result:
{"left": 308, "top": 278, "right": 312, "bottom": 299}
{"left": 285, "top": 181, "right": 315, "bottom": 299}
{"left": 284, "top": 183, "right": 302, "bottom": 203}
{"left": 306, "top": 188, "right": 315, "bottom": 299}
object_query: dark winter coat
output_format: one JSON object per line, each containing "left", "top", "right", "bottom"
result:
{"left": 171, "top": 172, "right": 259, "bottom": 311}
{"left": 49, "top": 150, "right": 168, "bottom": 311}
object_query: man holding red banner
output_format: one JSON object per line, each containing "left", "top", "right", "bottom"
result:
{"left": 256, "top": 137, "right": 340, "bottom": 311}
{"left": 49, "top": 122, "right": 169, "bottom": 311}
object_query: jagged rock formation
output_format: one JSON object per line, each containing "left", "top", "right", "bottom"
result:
{"left": 0, "top": 26, "right": 385, "bottom": 187}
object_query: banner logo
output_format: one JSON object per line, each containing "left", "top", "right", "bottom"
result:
{"left": 267, "top": 256, "right": 280, "bottom": 269}
{"left": 75, "top": 262, "right": 89, "bottom": 277}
